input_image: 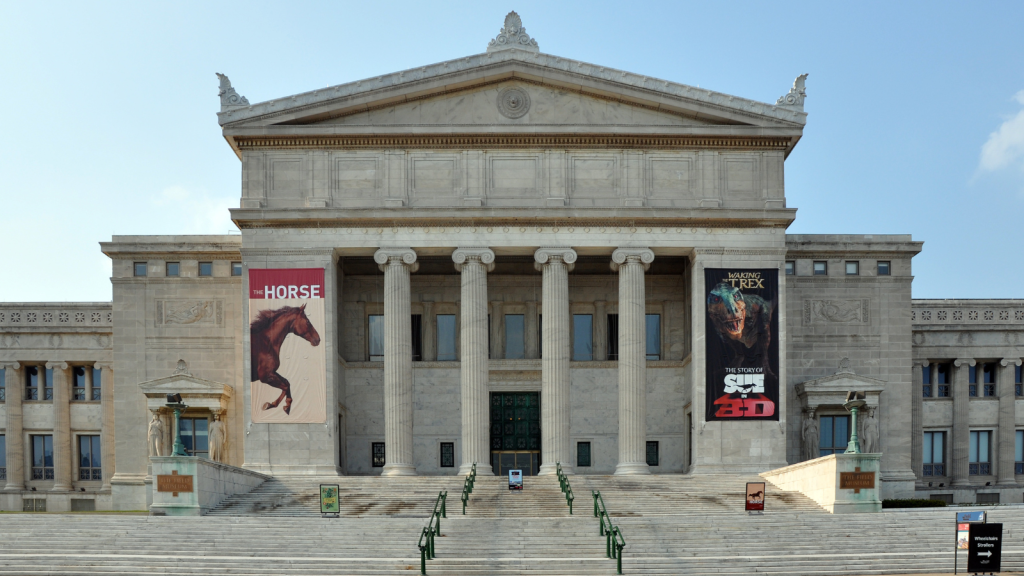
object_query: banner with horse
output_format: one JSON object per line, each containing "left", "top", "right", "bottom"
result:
{"left": 249, "top": 268, "right": 326, "bottom": 424}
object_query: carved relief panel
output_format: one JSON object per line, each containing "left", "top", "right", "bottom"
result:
{"left": 803, "top": 299, "right": 870, "bottom": 325}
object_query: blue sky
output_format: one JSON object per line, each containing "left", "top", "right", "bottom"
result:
{"left": 1, "top": 1, "right": 1023, "bottom": 301}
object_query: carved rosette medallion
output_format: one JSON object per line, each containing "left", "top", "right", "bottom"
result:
{"left": 496, "top": 87, "right": 531, "bottom": 119}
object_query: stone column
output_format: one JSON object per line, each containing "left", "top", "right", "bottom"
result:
{"left": 525, "top": 301, "right": 540, "bottom": 360}
{"left": 535, "top": 247, "right": 577, "bottom": 475}
{"left": 374, "top": 248, "right": 419, "bottom": 476}
{"left": 911, "top": 361, "right": 924, "bottom": 483}
{"left": 98, "top": 363, "right": 115, "bottom": 491}
{"left": 48, "top": 362, "right": 72, "bottom": 491}
{"left": 2, "top": 363, "right": 24, "bottom": 491}
{"left": 453, "top": 248, "right": 495, "bottom": 476}
{"left": 951, "top": 358, "right": 975, "bottom": 486}
{"left": 490, "top": 301, "right": 504, "bottom": 360}
{"left": 997, "top": 359, "right": 1021, "bottom": 485}
{"left": 593, "top": 300, "right": 608, "bottom": 361}
{"left": 422, "top": 302, "right": 435, "bottom": 362}
{"left": 612, "top": 248, "right": 655, "bottom": 475}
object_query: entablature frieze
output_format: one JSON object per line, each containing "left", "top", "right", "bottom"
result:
{"left": 104, "top": 252, "right": 241, "bottom": 262}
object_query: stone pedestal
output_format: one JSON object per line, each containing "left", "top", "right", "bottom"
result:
{"left": 374, "top": 248, "right": 419, "bottom": 476}
{"left": 150, "top": 456, "right": 269, "bottom": 516}
{"left": 2, "top": 363, "right": 24, "bottom": 491}
{"left": 612, "top": 248, "right": 654, "bottom": 475}
{"left": 761, "top": 453, "right": 882, "bottom": 514}
{"left": 453, "top": 248, "right": 495, "bottom": 476}
{"left": 535, "top": 248, "right": 576, "bottom": 475}
{"left": 48, "top": 362, "right": 72, "bottom": 491}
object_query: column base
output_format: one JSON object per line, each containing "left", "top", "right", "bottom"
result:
{"left": 381, "top": 463, "right": 417, "bottom": 476}
{"left": 459, "top": 463, "right": 494, "bottom": 476}
{"left": 614, "top": 462, "right": 651, "bottom": 475}
{"left": 538, "top": 463, "right": 573, "bottom": 476}
{"left": 51, "top": 484, "right": 73, "bottom": 492}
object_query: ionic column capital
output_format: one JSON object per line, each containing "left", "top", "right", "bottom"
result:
{"left": 953, "top": 358, "right": 977, "bottom": 368}
{"left": 95, "top": 362, "right": 113, "bottom": 371}
{"left": 534, "top": 247, "right": 577, "bottom": 272}
{"left": 611, "top": 247, "right": 655, "bottom": 272}
{"left": 45, "top": 361, "right": 69, "bottom": 370}
{"left": 0, "top": 361, "right": 20, "bottom": 370}
{"left": 452, "top": 247, "right": 495, "bottom": 272}
{"left": 999, "top": 358, "right": 1023, "bottom": 367}
{"left": 374, "top": 247, "right": 419, "bottom": 273}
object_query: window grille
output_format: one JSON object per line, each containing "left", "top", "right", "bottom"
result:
{"left": 646, "top": 441, "right": 659, "bottom": 467}
{"left": 577, "top": 442, "right": 591, "bottom": 468}
{"left": 440, "top": 442, "right": 454, "bottom": 468}
{"left": 372, "top": 442, "right": 386, "bottom": 467}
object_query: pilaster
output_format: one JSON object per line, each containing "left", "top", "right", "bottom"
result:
{"left": 422, "top": 302, "right": 435, "bottom": 362}
{"left": 2, "top": 363, "right": 24, "bottom": 491}
{"left": 911, "top": 361, "right": 924, "bottom": 485}
{"left": 98, "top": 363, "right": 115, "bottom": 491}
{"left": 593, "top": 300, "right": 608, "bottom": 362}
{"left": 997, "top": 358, "right": 1021, "bottom": 485}
{"left": 525, "top": 301, "right": 540, "bottom": 360}
{"left": 951, "top": 358, "right": 975, "bottom": 486}
{"left": 453, "top": 247, "right": 495, "bottom": 476}
{"left": 47, "top": 361, "right": 72, "bottom": 491}
{"left": 612, "top": 247, "right": 654, "bottom": 475}
{"left": 535, "top": 247, "right": 576, "bottom": 475}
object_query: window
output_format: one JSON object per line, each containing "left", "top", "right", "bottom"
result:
{"left": 199, "top": 262, "right": 213, "bottom": 277}
{"left": 72, "top": 366, "right": 86, "bottom": 401}
{"left": 436, "top": 315, "right": 457, "bottom": 361}
{"left": 936, "top": 363, "right": 951, "bottom": 397}
{"left": 969, "top": 365, "right": 977, "bottom": 397}
{"left": 180, "top": 417, "right": 209, "bottom": 457}
{"left": 439, "top": 442, "right": 454, "bottom": 468}
{"left": 231, "top": 262, "right": 243, "bottom": 276}
{"left": 411, "top": 315, "right": 422, "bottom": 361}
{"left": 78, "top": 435, "right": 101, "bottom": 480}
{"left": 813, "top": 261, "right": 827, "bottom": 276}
{"left": 31, "top": 435, "right": 54, "bottom": 480}
{"left": 1016, "top": 430, "right": 1024, "bottom": 474}
{"left": 969, "top": 430, "right": 991, "bottom": 475}
{"left": 91, "top": 367, "right": 101, "bottom": 401}
{"left": 977, "top": 492, "right": 1000, "bottom": 504}
{"left": 923, "top": 431, "right": 945, "bottom": 476}
{"left": 785, "top": 261, "right": 795, "bottom": 276}
{"left": 572, "top": 314, "right": 593, "bottom": 361}
{"left": 133, "top": 262, "right": 147, "bottom": 277}
{"left": 646, "top": 314, "right": 661, "bottom": 361}
{"left": 982, "top": 362, "right": 996, "bottom": 397}
{"left": 44, "top": 368, "right": 53, "bottom": 400}
{"left": 25, "top": 366, "right": 39, "bottom": 400}
{"left": 877, "top": 261, "right": 891, "bottom": 276}
{"left": 1016, "top": 365, "right": 1022, "bottom": 397}
{"left": 845, "top": 261, "right": 859, "bottom": 275}
{"left": 819, "top": 415, "right": 850, "bottom": 456}
{"left": 0, "top": 434, "right": 5, "bottom": 480}
{"left": 646, "top": 441, "right": 659, "bottom": 467}
{"left": 505, "top": 314, "right": 525, "bottom": 359}
{"left": 0, "top": 367, "right": 5, "bottom": 402}
{"left": 577, "top": 441, "right": 592, "bottom": 468}
{"left": 607, "top": 314, "right": 619, "bottom": 360}
{"left": 166, "top": 262, "right": 180, "bottom": 277}
{"left": 368, "top": 315, "right": 384, "bottom": 361}
{"left": 922, "top": 364, "right": 932, "bottom": 398}
{"left": 372, "top": 442, "right": 386, "bottom": 467}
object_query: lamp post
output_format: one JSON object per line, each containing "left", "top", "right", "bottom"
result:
{"left": 165, "top": 393, "right": 189, "bottom": 457}
{"left": 843, "top": 391, "right": 867, "bottom": 455}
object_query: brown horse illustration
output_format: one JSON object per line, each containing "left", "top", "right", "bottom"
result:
{"left": 250, "top": 304, "right": 321, "bottom": 415}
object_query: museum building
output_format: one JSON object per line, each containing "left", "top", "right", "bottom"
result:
{"left": 1, "top": 13, "right": 1021, "bottom": 512}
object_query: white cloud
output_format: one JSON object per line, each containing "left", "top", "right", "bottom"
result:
{"left": 980, "top": 90, "right": 1024, "bottom": 172}
{"left": 152, "top": 185, "right": 238, "bottom": 234}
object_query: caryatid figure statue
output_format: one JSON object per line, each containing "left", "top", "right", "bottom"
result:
{"left": 147, "top": 412, "right": 165, "bottom": 457}
{"left": 208, "top": 414, "right": 226, "bottom": 463}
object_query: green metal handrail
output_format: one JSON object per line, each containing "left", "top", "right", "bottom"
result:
{"left": 461, "top": 462, "right": 477, "bottom": 514}
{"left": 417, "top": 490, "right": 447, "bottom": 575}
{"left": 592, "top": 490, "right": 627, "bottom": 574}
{"left": 555, "top": 462, "right": 574, "bottom": 514}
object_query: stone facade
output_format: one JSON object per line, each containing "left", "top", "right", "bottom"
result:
{"left": 1, "top": 13, "right": 1021, "bottom": 511}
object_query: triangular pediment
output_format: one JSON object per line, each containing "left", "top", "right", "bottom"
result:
{"left": 139, "top": 373, "right": 232, "bottom": 397}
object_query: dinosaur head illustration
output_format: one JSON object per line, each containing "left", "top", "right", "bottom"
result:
{"left": 708, "top": 282, "right": 746, "bottom": 340}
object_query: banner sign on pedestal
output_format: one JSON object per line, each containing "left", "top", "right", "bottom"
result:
{"left": 508, "top": 470, "right": 523, "bottom": 491}
{"left": 704, "top": 269, "right": 779, "bottom": 421}
{"left": 249, "top": 268, "right": 326, "bottom": 424}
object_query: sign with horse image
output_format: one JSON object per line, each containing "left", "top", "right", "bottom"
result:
{"left": 249, "top": 268, "right": 326, "bottom": 424}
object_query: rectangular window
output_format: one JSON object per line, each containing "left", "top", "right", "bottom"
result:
{"left": 231, "top": 262, "right": 243, "bottom": 276}
{"left": 572, "top": 314, "right": 593, "bottom": 361}
{"left": 436, "top": 314, "right": 457, "bottom": 361}
{"left": 645, "top": 441, "right": 659, "bottom": 467}
{"left": 25, "top": 366, "right": 38, "bottom": 400}
{"left": 31, "top": 435, "right": 54, "bottom": 480}
{"left": 1016, "top": 430, "right": 1024, "bottom": 475}
{"left": 372, "top": 442, "right": 386, "bottom": 467}
{"left": 646, "top": 314, "right": 661, "bottom": 360}
{"left": 969, "top": 430, "right": 992, "bottom": 475}
{"left": 982, "top": 362, "right": 996, "bottom": 397}
{"left": 923, "top": 431, "right": 946, "bottom": 476}
{"left": 936, "top": 363, "right": 951, "bottom": 397}
{"left": 845, "top": 261, "right": 859, "bottom": 275}
{"left": 91, "top": 367, "right": 101, "bottom": 401}
{"left": 969, "top": 365, "right": 977, "bottom": 397}
{"left": 72, "top": 366, "right": 86, "bottom": 401}
{"left": 505, "top": 314, "right": 525, "bottom": 359}
{"left": 607, "top": 314, "right": 619, "bottom": 361}
{"left": 785, "top": 261, "right": 795, "bottom": 276}
{"left": 877, "top": 261, "right": 891, "bottom": 276}
{"left": 78, "top": 435, "right": 102, "bottom": 480}
{"left": 1016, "top": 365, "right": 1022, "bottom": 397}
{"left": 368, "top": 315, "right": 384, "bottom": 361}
{"left": 180, "top": 417, "right": 209, "bottom": 457}
{"left": 44, "top": 368, "right": 53, "bottom": 400}
{"left": 411, "top": 314, "right": 422, "bottom": 361}
{"left": 922, "top": 364, "right": 932, "bottom": 398}
{"left": 133, "top": 262, "right": 147, "bottom": 277}
{"left": 199, "top": 262, "right": 213, "bottom": 277}
{"left": 166, "top": 262, "right": 180, "bottom": 277}
{"left": 819, "top": 415, "right": 850, "bottom": 456}
{"left": 813, "top": 261, "right": 827, "bottom": 275}
{"left": 577, "top": 441, "right": 592, "bottom": 468}
{"left": 439, "top": 442, "right": 455, "bottom": 468}
{"left": 0, "top": 434, "right": 5, "bottom": 480}
{"left": 0, "top": 367, "right": 5, "bottom": 402}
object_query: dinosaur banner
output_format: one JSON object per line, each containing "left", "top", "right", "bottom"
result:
{"left": 249, "top": 268, "right": 326, "bottom": 424}
{"left": 704, "top": 268, "right": 779, "bottom": 421}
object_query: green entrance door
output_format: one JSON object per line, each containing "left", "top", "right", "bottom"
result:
{"left": 490, "top": 392, "right": 540, "bottom": 476}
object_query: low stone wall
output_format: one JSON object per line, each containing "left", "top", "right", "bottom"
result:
{"left": 150, "top": 456, "right": 269, "bottom": 516}
{"left": 761, "top": 453, "right": 881, "bottom": 513}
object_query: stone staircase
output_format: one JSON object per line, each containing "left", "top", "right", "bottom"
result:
{"left": 462, "top": 474, "right": 571, "bottom": 517}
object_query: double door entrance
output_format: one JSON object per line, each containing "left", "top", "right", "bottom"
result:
{"left": 490, "top": 392, "right": 540, "bottom": 476}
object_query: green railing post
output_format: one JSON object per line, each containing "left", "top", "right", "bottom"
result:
{"left": 593, "top": 491, "right": 599, "bottom": 517}
{"left": 420, "top": 545, "right": 426, "bottom": 575}
{"left": 441, "top": 492, "right": 447, "bottom": 519}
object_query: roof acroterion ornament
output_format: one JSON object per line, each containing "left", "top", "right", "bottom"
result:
{"left": 775, "top": 73, "right": 808, "bottom": 111}
{"left": 487, "top": 11, "right": 539, "bottom": 53}
{"left": 216, "top": 73, "right": 250, "bottom": 111}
